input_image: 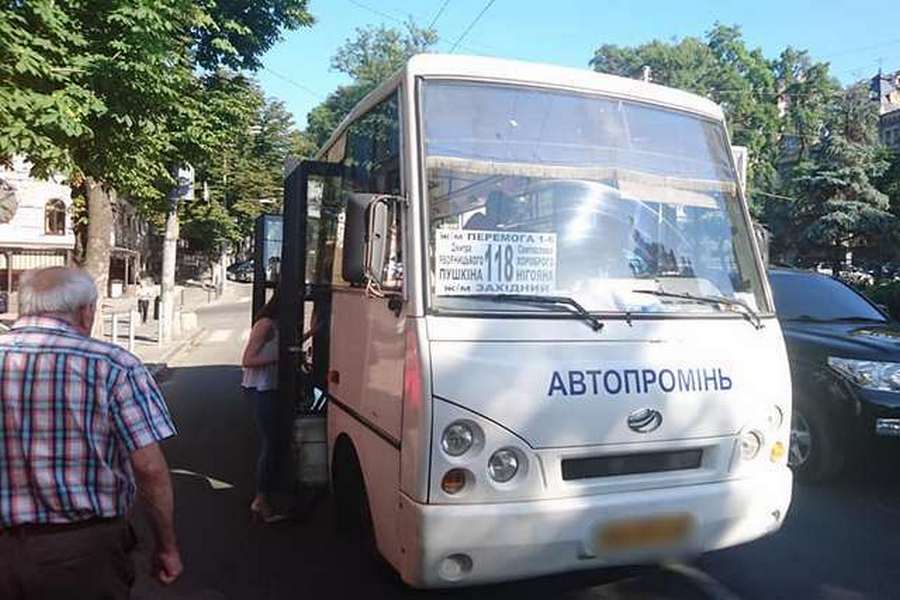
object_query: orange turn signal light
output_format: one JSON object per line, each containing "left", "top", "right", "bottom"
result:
{"left": 441, "top": 469, "right": 467, "bottom": 495}
{"left": 770, "top": 441, "right": 786, "bottom": 463}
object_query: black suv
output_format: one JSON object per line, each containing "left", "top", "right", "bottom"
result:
{"left": 769, "top": 268, "right": 900, "bottom": 482}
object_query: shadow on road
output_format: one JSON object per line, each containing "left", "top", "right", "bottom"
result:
{"left": 699, "top": 441, "right": 900, "bottom": 600}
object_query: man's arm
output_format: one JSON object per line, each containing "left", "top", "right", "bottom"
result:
{"left": 131, "top": 443, "right": 183, "bottom": 585}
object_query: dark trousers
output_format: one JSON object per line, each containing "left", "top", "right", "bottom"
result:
{"left": 246, "top": 387, "right": 286, "bottom": 494}
{"left": 137, "top": 299, "right": 150, "bottom": 323}
{"left": 0, "top": 518, "right": 136, "bottom": 600}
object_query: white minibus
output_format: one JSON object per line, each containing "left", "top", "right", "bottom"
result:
{"left": 290, "top": 54, "right": 793, "bottom": 588}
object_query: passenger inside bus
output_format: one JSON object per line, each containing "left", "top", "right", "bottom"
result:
{"left": 464, "top": 190, "right": 506, "bottom": 230}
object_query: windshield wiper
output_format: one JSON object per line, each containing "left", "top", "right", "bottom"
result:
{"left": 632, "top": 289, "right": 764, "bottom": 330}
{"left": 464, "top": 294, "right": 604, "bottom": 332}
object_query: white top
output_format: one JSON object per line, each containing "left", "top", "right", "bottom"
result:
{"left": 241, "top": 336, "right": 278, "bottom": 391}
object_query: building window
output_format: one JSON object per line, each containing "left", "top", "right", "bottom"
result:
{"left": 45, "top": 199, "right": 66, "bottom": 235}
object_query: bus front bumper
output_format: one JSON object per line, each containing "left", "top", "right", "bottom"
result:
{"left": 397, "top": 467, "right": 792, "bottom": 588}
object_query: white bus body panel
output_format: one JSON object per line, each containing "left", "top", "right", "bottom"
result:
{"left": 398, "top": 467, "right": 791, "bottom": 588}
{"left": 428, "top": 318, "right": 787, "bottom": 450}
{"left": 327, "top": 289, "right": 405, "bottom": 568}
{"left": 391, "top": 316, "right": 793, "bottom": 587}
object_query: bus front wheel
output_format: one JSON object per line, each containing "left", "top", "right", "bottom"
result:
{"left": 332, "top": 438, "right": 375, "bottom": 546}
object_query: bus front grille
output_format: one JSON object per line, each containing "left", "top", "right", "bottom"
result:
{"left": 561, "top": 448, "right": 703, "bottom": 481}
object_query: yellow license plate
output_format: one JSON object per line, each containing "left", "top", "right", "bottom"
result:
{"left": 598, "top": 514, "right": 694, "bottom": 550}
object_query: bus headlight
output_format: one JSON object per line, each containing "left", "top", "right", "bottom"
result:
{"left": 488, "top": 448, "right": 520, "bottom": 482}
{"left": 740, "top": 430, "right": 764, "bottom": 460}
{"left": 767, "top": 405, "right": 785, "bottom": 430}
{"left": 442, "top": 422, "right": 476, "bottom": 456}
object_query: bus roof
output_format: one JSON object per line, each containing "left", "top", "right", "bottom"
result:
{"left": 406, "top": 54, "right": 724, "bottom": 119}
{"left": 315, "top": 53, "right": 725, "bottom": 160}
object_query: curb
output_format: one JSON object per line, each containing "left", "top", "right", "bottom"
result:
{"left": 147, "top": 327, "right": 207, "bottom": 378}
{"left": 188, "top": 294, "right": 252, "bottom": 312}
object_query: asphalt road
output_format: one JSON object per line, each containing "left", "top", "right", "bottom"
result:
{"left": 131, "top": 297, "right": 900, "bottom": 600}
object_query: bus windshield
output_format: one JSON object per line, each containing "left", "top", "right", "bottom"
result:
{"left": 422, "top": 80, "right": 771, "bottom": 316}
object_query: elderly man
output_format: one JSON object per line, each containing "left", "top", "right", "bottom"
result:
{"left": 0, "top": 267, "right": 182, "bottom": 599}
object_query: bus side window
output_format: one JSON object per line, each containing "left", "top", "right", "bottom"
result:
{"left": 342, "top": 91, "right": 403, "bottom": 289}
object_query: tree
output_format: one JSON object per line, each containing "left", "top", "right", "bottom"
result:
{"left": 590, "top": 24, "right": 780, "bottom": 204}
{"left": 0, "top": 0, "right": 314, "bottom": 295}
{"left": 786, "top": 84, "right": 892, "bottom": 266}
{"left": 304, "top": 20, "right": 438, "bottom": 149}
{"left": 184, "top": 77, "right": 300, "bottom": 257}
{"left": 773, "top": 48, "right": 840, "bottom": 161}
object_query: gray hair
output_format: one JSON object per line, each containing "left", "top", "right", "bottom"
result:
{"left": 18, "top": 267, "right": 98, "bottom": 316}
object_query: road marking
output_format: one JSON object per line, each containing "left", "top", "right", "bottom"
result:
{"left": 663, "top": 562, "right": 742, "bottom": 600}
{"left": 170, "top": 468, "right": 235, "bottom": 490}
{"left": 206, "top": 329, "right": 233, "bottom": 344}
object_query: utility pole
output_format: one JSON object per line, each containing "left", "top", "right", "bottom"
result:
{"left": 159, "top": 164, "right": 193, "bottom": 342}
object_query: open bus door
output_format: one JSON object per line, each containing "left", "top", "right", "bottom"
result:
{"left": 278, "top": 160, "right": 343, "bottom": 487}
{"left": 251, "top": 213, "right": 282, "bottom": 322}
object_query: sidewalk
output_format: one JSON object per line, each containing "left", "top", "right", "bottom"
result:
{"left": 98, "top": 280, "right": 252, "bottom": 375}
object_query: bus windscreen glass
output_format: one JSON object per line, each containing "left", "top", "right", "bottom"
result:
{"left": 422, "top": 80, "right": 770, "bottom": 316}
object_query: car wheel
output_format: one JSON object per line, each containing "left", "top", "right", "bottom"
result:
{"left": 789, "top": 397, "right": 844, "bottom": 483}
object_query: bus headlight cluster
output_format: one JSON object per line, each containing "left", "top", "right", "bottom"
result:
{"left": 740, "top": 430, "right": 764, "bottom": 460}
{"left": 488, "top": 448, "right": 520, "bottom": 483}
{"left": 442, "top": 422, "right": 476, "bottom": 456}
{"left": 437, "top": 412, "right": 532, "bottom": 498}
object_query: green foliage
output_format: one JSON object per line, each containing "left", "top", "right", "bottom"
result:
{"left": 181, "top": 75, "right": 300, "bottom": 254}
{"left": 0, "top": 1, "right": 104, "bottom": 175}
{"left": 773, "top": 48, "right": 840, "bottom": 161}
{"left": 864, "top": 281, "right": 900, "bottom": 320}
{"left": 782, "top": 84, "right": 892, "bottom": 259}
{"left": 331, "top": 20, "right": 437, "bottom": 87}
{"left": 0, "top": 0, "right": 314, "bottom": 228}
{"left": 590, "top": 25, "right": 898, "bottom": 265}
{"left": 591, "top": 24, "right": 780, "bottom": 199}
{"left": 303, "top": 20, "right": 438, "bottom": 151}
{"left": 192, "top": 0, "right": 314, "bottom": 71}
{"left": 879, "top": 152, "right": 900, "bottom": 215}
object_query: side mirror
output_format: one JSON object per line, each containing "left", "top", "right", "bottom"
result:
{"left": 364, "top": 195, "right": 403, "bottom": 290}
{"left": 341, "top": 193, "right": 368, "bottom": 285}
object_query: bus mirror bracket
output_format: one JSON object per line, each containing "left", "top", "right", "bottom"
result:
{"left": 364, "top": 194, "right": 405, "bottom": 313}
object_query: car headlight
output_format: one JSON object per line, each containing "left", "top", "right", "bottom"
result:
{"left": 488, "top": 448, "right": 520, "bottom": 482}
{"left": 828, "top": 357, "right": 900, "bottom": 391}
{"left": 442, "top": 422, "right": 476, "bottom": 456}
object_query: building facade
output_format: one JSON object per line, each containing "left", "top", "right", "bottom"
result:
{"left": 0, "top": 157, "right": 74, "bottom": 306}
{"left": 871, "top": 70, "right": 900, "bottom": 151}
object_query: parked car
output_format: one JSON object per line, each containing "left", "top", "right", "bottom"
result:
{"left": 769, "top": 268, "right": 900, "bottom": 482}
{"left": 226, "top": 260, "right": 254, "bottom": 283}
{"left": 836, "top": 267, "right": 875, "bottom": 288}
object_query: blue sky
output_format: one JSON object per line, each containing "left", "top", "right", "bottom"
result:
{"left": 259, "top": 0, "right": 900, "bottom": 129}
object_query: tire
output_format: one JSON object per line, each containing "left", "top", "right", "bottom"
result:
{"left": 789, "top": 395, "right": 845, "bottom": 483}
{"left": 332, "top": 441, "right": 375, "bottom": 546}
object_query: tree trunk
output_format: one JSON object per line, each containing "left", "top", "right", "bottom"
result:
{"left": 84, "top": 177, "right": 114, "bottom": 336}
{"left": 159, "top": 203, "right": 179, "bottom": 341}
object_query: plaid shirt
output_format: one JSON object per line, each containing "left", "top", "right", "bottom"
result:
{"left": 0, "top": 316, "right": 176, "bottom": 527}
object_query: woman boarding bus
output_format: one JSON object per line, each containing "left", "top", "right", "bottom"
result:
{"left": 296, "top": 54, "right": 792, "bottom": 588}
